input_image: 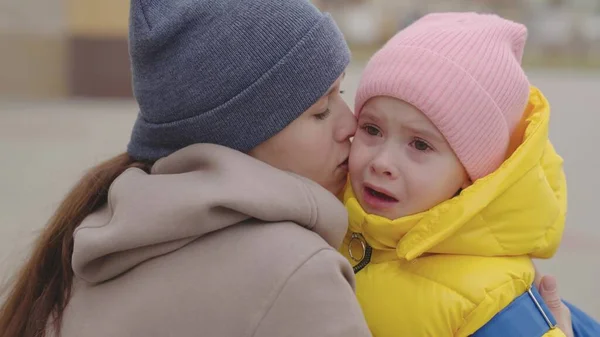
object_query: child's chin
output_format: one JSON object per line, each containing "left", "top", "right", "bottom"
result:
{"left": 366, "top": 207, "right": 404, "bottom": 220}
{"left": 376, "top": 205, "right": 427, "bottom": 220}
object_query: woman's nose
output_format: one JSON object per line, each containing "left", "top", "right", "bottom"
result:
{"left": 335, "top": 103, "right": 357, "bottom": 142}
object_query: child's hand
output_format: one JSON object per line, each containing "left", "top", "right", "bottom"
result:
{"left": 534, "top": 268, "right": 574, "bottom": 337}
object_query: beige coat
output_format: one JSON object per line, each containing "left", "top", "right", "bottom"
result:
{"left": 52, "top": 144, "right": 371, "bottom": 337}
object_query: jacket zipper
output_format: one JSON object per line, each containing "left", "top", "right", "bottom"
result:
{"left": 349, "top": 232, "right": 372, "bottom": 274}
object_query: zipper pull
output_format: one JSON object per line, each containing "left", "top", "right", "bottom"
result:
{"left": 348, "top": 232, "right": 372, "bottom": 274}
{"left": 349, "top": 232, "right": 366, "bottom": 262}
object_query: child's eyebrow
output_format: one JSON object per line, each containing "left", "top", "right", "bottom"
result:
{"left": 402, "top": 124, "right": 445, "bottom": 144}
{"left": 359, "top": 110, "right": 381, "bottom": 123}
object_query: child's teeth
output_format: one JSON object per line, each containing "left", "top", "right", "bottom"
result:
{"left": 368, "top": 188, "right": 396, "bottom": 201}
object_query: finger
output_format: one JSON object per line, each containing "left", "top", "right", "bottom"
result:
{"left": 539, "top": 275, "right": 563, "bottom": 311}
{"left": 539, "top": 276, "right": 573, "bottom": 336}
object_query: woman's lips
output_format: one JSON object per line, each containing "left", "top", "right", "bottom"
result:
{"left": 362, "top": 185, "right": 398, "bottom": 210}
{"left": 338, "top": 157, "right": 349, "bottom": 171}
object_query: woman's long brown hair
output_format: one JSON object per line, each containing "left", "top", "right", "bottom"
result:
{"left": 0, "top": 153, "right": 153, "bottom": 337}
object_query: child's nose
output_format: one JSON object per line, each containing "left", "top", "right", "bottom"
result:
{"left": 370, "top": 151, "right": 399, "bottom": 179}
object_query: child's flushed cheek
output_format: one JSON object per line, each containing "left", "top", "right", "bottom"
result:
{"left": 348, "top": 142, "right": 368, "bottom": 181}
{"left": 401, "top": 159, "right": 469, "bottom": 217}
{"left": 350, "top": 144, "right": 469, "bottom": 219}
{"left": 349, "top": 96, "right": 469, "bottom": 218}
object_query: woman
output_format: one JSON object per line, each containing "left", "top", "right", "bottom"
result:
{"left": 1, "top": 1, "right": 367, "bottom": 336}
{"left": 0, "top": 0, "right": 589, "bottom": 336}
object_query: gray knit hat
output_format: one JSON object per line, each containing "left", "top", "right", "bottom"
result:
{"left": 127, "top": 0, "right": 350, "bottom": 161}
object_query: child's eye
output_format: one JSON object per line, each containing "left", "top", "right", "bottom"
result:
{"left": 361, "top": 124, "right": 381, "bottom": 136}
{"left": 315, "top": 109, "right": 331, "bottom": 120}
{"left": 339, "top": 90, "right": 345, "bottom": 94}
{"left": 410, "top": 138, "right": 432, "bottom": 152}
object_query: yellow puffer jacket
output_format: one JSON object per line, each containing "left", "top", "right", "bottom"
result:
{"left": 340, "top": 87, "right": 567, "bottom": 337}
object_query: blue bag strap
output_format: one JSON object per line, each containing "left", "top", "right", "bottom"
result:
{"left": 472, "top": 286, "right": 557, "bottom": 337}
{"left": 563, "top": 300, "right": 600, "bottom": 337}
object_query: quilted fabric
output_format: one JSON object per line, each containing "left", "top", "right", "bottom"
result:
{"left": 340, "top": 86, "right": 567, "bottom": 337}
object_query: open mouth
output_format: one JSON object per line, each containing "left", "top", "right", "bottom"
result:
{"left": 365, "top": 186, "right": 398, "bottom": 202}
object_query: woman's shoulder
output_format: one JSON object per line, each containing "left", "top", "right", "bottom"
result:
{"left": 61, "top": 220, "right": 354, "bottom": 337}
{"left": 149, "top": 219, "right": 351, "bottom": 293}
{"left": 206, "top": 218, "right": 348, "bottom": 271}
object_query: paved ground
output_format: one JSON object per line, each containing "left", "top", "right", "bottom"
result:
{"left": 1, "top": 63, "right": 599, "bottom": 319}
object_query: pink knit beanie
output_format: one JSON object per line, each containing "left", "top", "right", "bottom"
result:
{"left": 355, "top": 13, "right": 530, "bottom": 181}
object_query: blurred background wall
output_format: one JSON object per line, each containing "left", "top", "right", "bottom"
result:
{"left": 315, "top": 0, "right": 600, "bottom": 67}
{"left": 1, "top": 0, "right": 131, "bottom": 99}
{"left": 1, "top": 0, "right": 599, "bottom": 99}
{"left": 66, "top": 0, "right": 132, "bottom": 97}
{"left": 1, "top": 0, "right": 67, "bottom": 98}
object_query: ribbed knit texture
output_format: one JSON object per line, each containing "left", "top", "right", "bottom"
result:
{"left": 356, "top": 12, "right": 531, "bottom": 180}
{"left": 127, "top": 0, "right": 350, "bottom": 161}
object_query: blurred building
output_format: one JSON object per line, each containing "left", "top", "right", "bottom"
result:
{"left": 1, "top": 0, "right": 598, "bottom": 100}
{"left": 1, "top": 0, "right": 67, "bottom": 98}
{"left": 316, "top": 0, "right": 600, "bottom": 65}
{"left": 1, "top": 0, "right": 131, "bottom": 99}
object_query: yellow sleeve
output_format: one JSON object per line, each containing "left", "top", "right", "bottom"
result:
{"left": 543, "top": 328, "right": 568, "bottom": 337}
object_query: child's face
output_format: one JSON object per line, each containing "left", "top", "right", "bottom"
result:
{"left": 349, "top": 96, "right": 470, "bottom": 219}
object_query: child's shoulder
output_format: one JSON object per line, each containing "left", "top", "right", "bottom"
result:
{"left": 414, "top": 254, "right": 532, "bottom": 288}
{"left": 355, "top": 254, "right": 536, "bottom": 337}
{"left": 363, "top": 253, "right": 535, "bottom": 305}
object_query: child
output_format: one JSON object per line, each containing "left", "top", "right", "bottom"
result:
{"left": 341, "top": 12, "right": 568, "bottom": 337}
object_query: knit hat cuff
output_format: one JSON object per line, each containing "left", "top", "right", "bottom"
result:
{"left": 128, "top": 13, "right": 350, "bottom": 161}
{"left": 355, "top": 46, "right": 510, "bottom": 180}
